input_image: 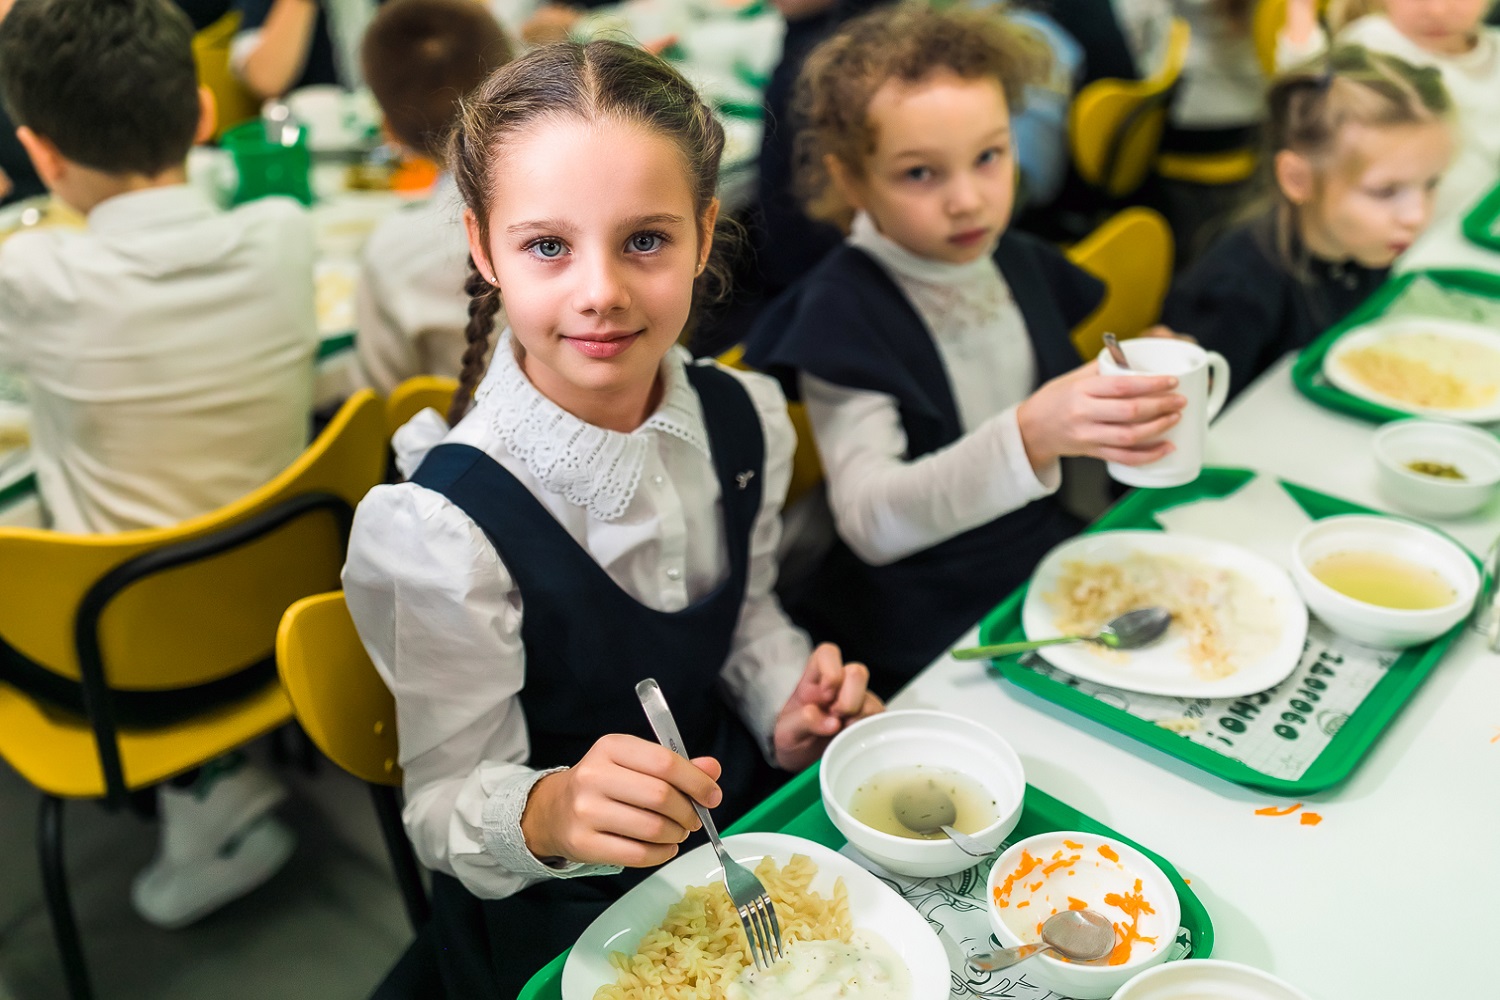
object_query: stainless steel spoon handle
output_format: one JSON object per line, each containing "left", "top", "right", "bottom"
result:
{"left": 635, "top": 679, "right": 722, "bottom": 851}
{"left": 951, "top": 635, "right": 1092, "bottom": 660}
{"left": 968, "top": 942, "right": 1052, "bottom": 972}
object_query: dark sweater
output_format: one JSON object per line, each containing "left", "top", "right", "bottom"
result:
{"left": 1162, "top": 215, "right": 1388, "bottom": 400}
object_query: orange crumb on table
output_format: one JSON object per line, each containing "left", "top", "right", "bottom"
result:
{"left": 1064, "top": 839, "right": 1084, "bottom": 850}
{"left": 994, "top": 849, "right": 1042, "bottom": 908}
{"left": 1043, "top": 854, "right": 1081, "bottom": 876}
{"left": 1067, "top": 897, "right": 1089, "bottom": 910}
{"left": 1103, "top": 878, "right": 1158, "bottom": 966}
{"left": 1254, "top": 803, "right": 1303, "bottom": 816}
{"left": 1098, "top": 844, "right": 1119, "bottom": 862}
{"left": 1300, "top": 812, "right": 1323, "bottom": 826}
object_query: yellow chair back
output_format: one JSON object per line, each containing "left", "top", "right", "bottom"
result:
{"left": 1069, "top": 18, "right": 1190, "bottom": 198}
{"left": 1065, "top": 207, "right": 1175, "bottom": 360}
{"left": 0, "top": 391, "right": 386, "bottom": 691}
{"left": 192, "top": 11, "right": 260, "bottom": 141}
{"left": 717, "top": 347, "right": 823, "bottom": 507}
{"left": 386, "top": 374, "right": 460, "bottom": 439}
{"left": 1253, "top": 0, "right": 1289, "bottom": 75}
{"left": 277, "top": 592, "right": 402, "bottom": 787}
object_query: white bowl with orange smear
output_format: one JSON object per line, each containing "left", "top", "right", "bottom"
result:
{"left": 984, "top": 831, "right": 1179, "bottom": 999}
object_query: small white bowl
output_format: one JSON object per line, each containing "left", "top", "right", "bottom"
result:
{"left": 1290, "top": 515, "right": 1478, "bottom": 649}
{"left": 1373, "top": 419, "right": 1500, "bottom": 519}
{"left": 819, "top": 710, "right": 1025, "bottom": 878}
{"left": 1113, "top": 958, "right": 1312, "bottom": 999}
{"left": 986, "top": 831, "right": 1180, "bottom": 1000}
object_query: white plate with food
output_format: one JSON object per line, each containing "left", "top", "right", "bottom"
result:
{"left": 1021, "top": 530, "right": 1308, "bottom": 698}
{"left": 563, "top": 831, "right": 947, "bottom": 1000}
{"left": 1323, "top": 316, "right": 1500, "bottom": 422}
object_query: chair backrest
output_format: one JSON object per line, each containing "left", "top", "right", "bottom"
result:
{"left": 385, "top": 375, "right": 460, "bottom": 439}
{"left": 1068, "top": 18, "right": 1190, "bottom": 198}
{"left": 277, "top": 591, "right": 402, "bottom": 787}
{"left": 1066, "top": 207, "right": 1175, "bottom": 360}
{"left": 716, "top": 346, "right": 823, "bottom": 507}
{"left": 0, "top": 390, "right": 387, "bottom": 692}
{"left": 192, "top": 11, "right": 261, "bottom": 141}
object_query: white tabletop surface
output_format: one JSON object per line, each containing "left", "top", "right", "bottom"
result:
{"left": 890, "top": 188, "right": 1500, "bottom": 998}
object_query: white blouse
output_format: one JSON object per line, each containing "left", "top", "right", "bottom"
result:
{"left": 798, "top": 214, "right": 1061, "bottom": 568}
{"left": 342, "top": 331, "right": 809, "bottom": 900}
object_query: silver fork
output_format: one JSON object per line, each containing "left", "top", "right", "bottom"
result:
{"left": 635, "top": 678, "right": 784, "bottom": 970}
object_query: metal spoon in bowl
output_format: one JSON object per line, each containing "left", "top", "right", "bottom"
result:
{"left": 951, "top": 607, "right": 1172, "bottom": 661}
{"left": 968, "top": 909, "right": 1115, "bottom": 973}
{"left": 890, "top": 781, "right": 991, "bottom": 857}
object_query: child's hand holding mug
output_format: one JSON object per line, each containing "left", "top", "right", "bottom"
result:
{"left": 1017, "top": 360, "right": 1186, "bottom": 470}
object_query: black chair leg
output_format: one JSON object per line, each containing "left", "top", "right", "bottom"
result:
{"left": 368, "top": 784, "right": 429, "bottom": 931}
{"left": 38, "top": 794, "right": 95, "bottom": 1000}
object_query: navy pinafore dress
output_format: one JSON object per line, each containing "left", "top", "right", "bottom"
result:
{"left": 394, "top": 363, "right": 784, "bottom": 999}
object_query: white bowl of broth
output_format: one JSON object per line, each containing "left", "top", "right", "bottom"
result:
{"left": 1113, "top": 959, "right": 1312, "bottom": 1000}
{"left": 819, "top": 710, "right": 1025, "bottom": 877}
{"left": 1373, "top": 419, "right": 1500, "bottom": 519}
{"left": 1290, "top": 515, "right": 1479, "bottom": 649}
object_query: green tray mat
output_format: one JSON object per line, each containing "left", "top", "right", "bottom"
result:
{"left": 1461, "top": 180, "right": 1500, "bottom": 253}
{"left": 978, "top": 467, "right": 1466, "bottom": 795}
{"left": 1290, "top": 268, "right": 1500, "bottom": 423}
{"left": 519, "top": 765, "right": 1214, "bottom": 999}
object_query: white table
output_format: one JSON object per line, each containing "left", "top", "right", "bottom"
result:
{"left": 894, "top": 337, "right": 1500, "bottom": 991}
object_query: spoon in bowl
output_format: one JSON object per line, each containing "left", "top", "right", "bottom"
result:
{"left": 951, "top": 607, "right": 1172, "bottom": 661}
{"left": 968, "top": 909, "right": 1115, "bottom": 973}
{"left": 890, "top": 781, "right": 991, "bottom": 857}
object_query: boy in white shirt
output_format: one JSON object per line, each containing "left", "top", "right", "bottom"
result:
{"left": 353, "top": 0, "right": 511, "bottom": 396}
{"left": 0, "top": 0, "right": 317, "bottom": 928}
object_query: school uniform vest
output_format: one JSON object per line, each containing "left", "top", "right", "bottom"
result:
{"left": 744, "top": 232, "right": 1102, "bottom": 696}
{"left": 398, "top": 364, "right": 781, "bottom": 999}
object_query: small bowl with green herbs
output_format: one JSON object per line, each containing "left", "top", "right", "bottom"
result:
{"left": 1373, "top": 419, "right": 1500, "bottom": 519}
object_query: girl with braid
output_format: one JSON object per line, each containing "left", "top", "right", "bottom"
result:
{"left": 341, "top": 40, "right": 880, "bottom": 998}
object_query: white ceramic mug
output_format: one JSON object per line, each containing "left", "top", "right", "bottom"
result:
{"left": 1097, "top": 337, "right": 1230, "bottom": 488}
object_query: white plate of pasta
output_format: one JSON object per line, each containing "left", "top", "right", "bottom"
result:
{"left": 1323, "top": 317, "right": 1500, "bottom": 422}
{"left": 1022, "top": 531, "right": 1307, "bottom": 698}
{"left": 562, "top": 831, "right": 948, "bottom": 1000}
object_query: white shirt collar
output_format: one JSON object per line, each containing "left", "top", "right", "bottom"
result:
{"left": 470, "top": 329, "right": 711, "bottom": 521}
{"left": 847, "top": 210, "right": 998, "bottom": 287}
{"left": 87, "top": 185, "right": 216, "bottom": 236}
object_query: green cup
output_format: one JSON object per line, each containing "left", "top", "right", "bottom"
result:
{"left": 220, "top": 121, "right": 314, "bottom": 206}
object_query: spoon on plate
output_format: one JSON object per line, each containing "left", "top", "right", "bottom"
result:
{"left": 890, "top": 781, "right": 992, "bottom": 857}
{"left": 968, "top": 909, "right": 1115, "bottom": 973}
{"left": 950, "top": 607, "right": 1172, "bottom": 661}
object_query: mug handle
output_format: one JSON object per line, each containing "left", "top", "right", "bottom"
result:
{"left": 1204, "top": 350, "right": 1231, "bottom": 421}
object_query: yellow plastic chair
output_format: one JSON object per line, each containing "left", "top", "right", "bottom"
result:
{"left": 1069, "top": 18, "right": 1190, "bottom": 199}
{"left": 276, "top": 591, "right": 429, "bottom": 930}
{"left": 716, "top": 346, "right": 823, "bottom": 507}
{"left": 1065, "top": 207, "right": 1176, "bottom": 360}
{"left": 191, "top": 11, "right": 260, "bottom": 141}
{"left": 0, "top": 389, "right": 386, "bottom": 1000}
{"left": 385, "top": 374, "right": 460, "bottom": 439}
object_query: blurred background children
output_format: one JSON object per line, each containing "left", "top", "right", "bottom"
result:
{"left": 232, "top": 0, "right": 384, "bottom": 98}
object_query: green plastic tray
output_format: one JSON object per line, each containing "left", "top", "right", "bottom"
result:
{"left": 1290, "top": 268, "right": 1500, "bottom": 423}
{"left": 1460, "top": 179, "right": 1500, "bottom": 253}
{"left": 977, "top": 467, "right": 1466, "bottom": 795}
{"left": 519, "top": 765, "right": 1214, "bottom": 999}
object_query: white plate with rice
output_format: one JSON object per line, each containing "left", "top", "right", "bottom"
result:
{"left": 562, "top": 831, "right": 948, "bottom": 1000}
{"left": 1022, "top": 530, "right": 1307, "bottom": 698}
{"left": 1323, "top": 316, "right": 1500, "bottom": 422}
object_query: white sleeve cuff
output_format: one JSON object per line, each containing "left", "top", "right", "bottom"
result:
{"left": 480, "top": 766, "right": 623, "bottom": 880}
{"left": 993, "top": 404, "right": 1061, "bottom": 498}
{"left": 229, "top": 29, "right": 263, "bottom": 77}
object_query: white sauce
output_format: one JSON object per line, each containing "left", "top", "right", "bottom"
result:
{"left": 725, "top": 929, "right": 910, "bottom": 1000}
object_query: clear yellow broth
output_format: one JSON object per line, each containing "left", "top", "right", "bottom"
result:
{"left": 1310, "top": 550, "right": 1456, "bottom": 610}
{"left": 847, "top": 765, "right": 997, "bottom": 840}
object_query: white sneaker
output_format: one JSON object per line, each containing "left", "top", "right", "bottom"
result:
{"left": 131, "top": 815, "right": 297, "bottom": 929}
{"left": 151, "top": 761, "right": 287, "bottom": 865}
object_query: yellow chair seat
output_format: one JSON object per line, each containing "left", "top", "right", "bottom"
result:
{"left": 1155, "top": 147, "right": 1259, "bottom": 186}
{"left": 385, "top": 374, "right": 460, "bottom": 438}
{"left": 0, "top": 681, "right": 290, "bottom": 799}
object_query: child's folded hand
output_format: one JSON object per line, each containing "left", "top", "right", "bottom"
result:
{"left": 1018, "top": 360, "right": 1187, "bottom": 469}
{"left": 773, "top": 642, "right": 883, "bottom": 772}
{"left": 520, "top": 734, "right": 724, "bottom": 869}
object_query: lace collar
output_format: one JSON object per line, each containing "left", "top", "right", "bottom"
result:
{"left": 847, "top": 212, "right": 1013, "bottom": 334}
{"left": 472, "top": 330, "right": 710, "bottom": 521}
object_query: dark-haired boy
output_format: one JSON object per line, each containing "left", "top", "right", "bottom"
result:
{"left": 353, "top": 0, "right": 510, "bottom": 395}
{"left": 0, "top": 0, "right": 317, "bottom": 927}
